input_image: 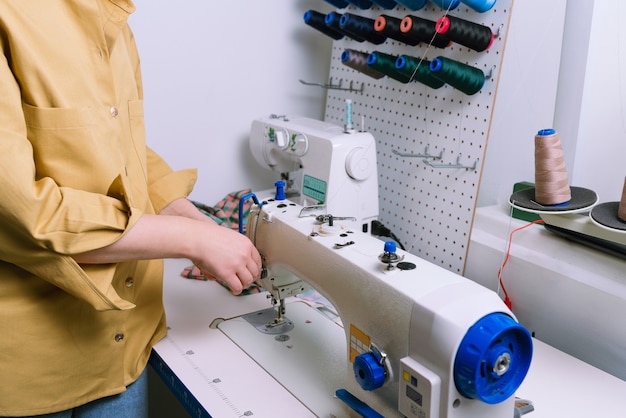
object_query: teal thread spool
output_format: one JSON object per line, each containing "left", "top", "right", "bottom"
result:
{"left": 367, "top": 51, "right": 407, "bottom": 82}
{"left": 395, "top": 55, "right": 445, "bottom": 89}
{"left": 429, "top": 56, "right": 485, "bottom": 95}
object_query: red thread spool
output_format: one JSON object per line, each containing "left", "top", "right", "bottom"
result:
{"left": 400, "top": 15, "right": 451, "bottom": 49}
{"left": 435, "top": 15, "right": 494, "bottom": 52}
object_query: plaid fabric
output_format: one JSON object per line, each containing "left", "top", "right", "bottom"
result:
{"left": 181, "top": 264, "right": 263, "bottom": 295}
{"left": 182, "top": 189, "right": 263, "bottom": 295}
{"left": 190, "top": 188, "right": 253, "bottom": 230}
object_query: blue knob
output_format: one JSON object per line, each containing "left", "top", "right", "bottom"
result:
{"left": 274, "top": 181, "right": 286, "bottom": 200}
{"left": 384, "top": 241, "right": 396, "bottom": 254}
{"left": 353, "top": 352, "right": 386, "bottom": 391}
{"left": 454, "top": 312, "right": 533, "bottom": 404}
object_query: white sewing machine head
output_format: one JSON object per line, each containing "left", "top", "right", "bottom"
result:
{"left": 249, "top": 115, "right": 379, "bottom": 230}
{"left": 230, "top": 197, "right": 534, "bottom": 417}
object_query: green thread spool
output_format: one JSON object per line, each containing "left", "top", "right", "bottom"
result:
{"left": 395, "top": 55, "right": 446, "bottom": 89}
{"left": 367, "top": 51, "right": 407, "bottom": 83}
{"left": 429, "top": 56, "right": 485, "bottom": 95}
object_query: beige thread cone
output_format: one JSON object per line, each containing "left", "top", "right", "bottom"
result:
{"left": 534, "top": 130, "right": 571, "bottom": 205}
{"left": 618, "top": 177, "right": 626, "bottom": 222}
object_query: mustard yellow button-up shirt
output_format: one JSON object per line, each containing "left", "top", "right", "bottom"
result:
{"left": 0, "top": 1, "right": 197, "bottom": 415}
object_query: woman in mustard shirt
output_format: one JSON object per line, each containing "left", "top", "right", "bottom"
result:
{"left": 0, "top": 1, "right": 261, "bottom": 417}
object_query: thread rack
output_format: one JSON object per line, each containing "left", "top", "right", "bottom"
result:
{"left": 319, "top": 0, "right": 514, "bottom": 273}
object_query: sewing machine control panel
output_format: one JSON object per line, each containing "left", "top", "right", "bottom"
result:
{"left": 399, "top": 357, "right": 441, "bottom": 418}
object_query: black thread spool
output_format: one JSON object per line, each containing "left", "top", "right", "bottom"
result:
{"left": 395, "top": 55, "right": 446, "bottom": 89}
{"left": 339, "top": 13, "right": 387, "bottom": 45}
{"left": 367, "top": 51, "right": 408, "bottom": 83}
{"left": 324, "top": 0, "right": 350, "bottom": 7}
{"left": 304, "top": 10, "right": 345, "bottom": 41}
{"left": 342, "top": 49, "right": 385, "bottom": 79}
{"left": 400, "top": 15, "right": 451, "bottom": 49}
{"left": 429, "top": 56, "right": 485, "bottom": 95}
{"left": 370, "top": 0, "right": 399, "bottom": 9}
{"left": 435, "top": 15, "right": 494, "bottom": 52}
{"left": 325, "top": 12, "right": 366, "bottom": 42}
{"left": 346, "top": 0, "right": 374, "bottom": 9}
{"left": 374, "top": 14, "right": 417, "bottom": 45}
{"left": 395, "top": 0, "right": 428, "bottom": 10}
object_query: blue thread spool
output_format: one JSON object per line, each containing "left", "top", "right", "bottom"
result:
{"left": 346, "top": 0, "right": 374, "bottom": 9}
{"left": 429, "top": 0, "right": 460, "bottom": 10}
{"left": 324, "top": 0, "right": 350, "bottom": 7}
{"left": 460, "top": 0, "right": 496, "bottom": 13}
{"left": 369, "top": 0, "right": 398, "bottom": 9}
{"left": 394, "top": 0, "right": 428, "bottom": 10}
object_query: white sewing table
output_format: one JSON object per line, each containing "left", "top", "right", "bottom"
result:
{"left": 151, "top": 258, "right": 626, "bottom": 417}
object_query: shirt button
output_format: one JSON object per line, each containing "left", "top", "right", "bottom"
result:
{"left": 125, "top": 277, "right": 134, "bottom": 288}
{"left": 114, "top": 333, "right": 125, "bottom": 342}
{"left": 110, "top": 106, "right": 119, "bottom": 117}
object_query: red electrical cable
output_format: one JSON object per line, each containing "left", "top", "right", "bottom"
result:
{"left": 498, "top": 219, "right": 545, "bottom": 309}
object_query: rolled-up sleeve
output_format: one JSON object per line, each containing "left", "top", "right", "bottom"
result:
{"left": 146, "top": 147, "right": 197, "bottom": 213}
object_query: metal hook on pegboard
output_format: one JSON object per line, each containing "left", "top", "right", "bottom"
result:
{"left": 423, "top": 154, "right": 478, "bottom": 170}
{"left": 299, "top": 77, "right": 364, "bottom": 93}
{"left": 392, "top": 145, "right": 444, "bottom": 160}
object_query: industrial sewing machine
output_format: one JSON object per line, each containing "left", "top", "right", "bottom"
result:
{"left": 217, "top": 116, "right": 533, "bottom": 417}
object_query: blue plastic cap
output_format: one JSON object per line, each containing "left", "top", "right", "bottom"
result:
{"left": 325, "top": 12, "right": 338, "bottom": 25}
{"left": 383, "top": 241, "right": 396, "bottom": 253}
{"left": 429, "top": 58, "right": 443, "bottom": 72}
{"left": 395, "top": 56, "right": 407, "bottom": 69}
{"left": 537, "top": 128, "right": 556, "bottom": 136}
{"left": 430, "top": 0, "right": 460, "bottom": 9}
{"left": 453, "top": 312, "right": 533, "bottom": 404}
{"left": 274, "top": 180, "right": 286, "bottom": 201}
{"left": 303, "top": 11, "right": 312, "bottom": 22}
{"left": 367, "top": 53, "right": 378, "bottom": 65}
{"left": 339, "top": 14, "right": 349, "bottom": 27}
{"left": 353, "top": 352, "right": 386, "bottom": 391}
{"left": 341, "top": 50, "right": 350, "bottom": 63}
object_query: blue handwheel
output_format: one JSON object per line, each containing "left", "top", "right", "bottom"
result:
{"left": 454, "top": 312, "right": 533, "bottom": 404}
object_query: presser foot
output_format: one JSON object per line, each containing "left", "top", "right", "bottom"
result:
{"left": 241, "top": 307, "right": 294, "bottom": 335}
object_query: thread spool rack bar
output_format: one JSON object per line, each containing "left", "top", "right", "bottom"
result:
{"left": 319, "top": 0, "right": 513, "bottom": 273}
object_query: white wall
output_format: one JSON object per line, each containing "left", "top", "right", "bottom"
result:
{"left": 481, "top": 0, "right": 626, "bottom": 206}
{"left": 129, "top": 0, "right": 334, "bottom": 204}
{"left": 478, "top": 0, "right": 568, "bottom": 207}
{"left": 563, "top": 0, "right": 626, "bottom": 201}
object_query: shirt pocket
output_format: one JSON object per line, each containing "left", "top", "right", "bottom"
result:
{"left": 22, "top": 103, "right": 115, "bottom": 193}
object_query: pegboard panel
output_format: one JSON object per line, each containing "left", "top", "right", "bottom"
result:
{"left": 322, "top": 1, "right": 513, "bottom": 274}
